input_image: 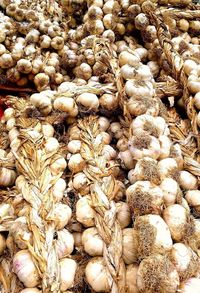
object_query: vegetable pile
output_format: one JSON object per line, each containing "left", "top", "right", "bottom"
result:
{"left": 0, "top": 0, "right": 200, "bottom": 292}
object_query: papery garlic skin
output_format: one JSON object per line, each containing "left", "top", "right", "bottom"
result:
{"left": 163, "top": 204, "right": 188, "bottom": 242}
{"left": 82, "top": 227, "right": 104, "bottom": 256}
{"left": 85, "top": 257, "right": 111, "bottom": 292}
{"left": 56, "top": 229, "right": 74, "bottom": 259}
{"left": 13, "top": 250, "right": 40, "bottom": 287}
{"left": 126, "top": 264, "right": 139, "bottom": 293}
{"left": 60, "top": 258, "right": 77, "bottom": 291}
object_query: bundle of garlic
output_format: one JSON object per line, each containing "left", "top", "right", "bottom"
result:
{"left": 65, "top": 115, "right": 133, "bottom": 292}
{"left": 29, "top": 80, "right": 116, "bottom": 118}
{"left": 0, "top": 106, "right": 78, "bottom": 293}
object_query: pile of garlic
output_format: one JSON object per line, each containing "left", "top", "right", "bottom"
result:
{"left": 0, "top": 0, "right": 70, "bottom": 91}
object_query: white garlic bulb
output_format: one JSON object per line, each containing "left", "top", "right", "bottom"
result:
{"left": 56, "top": 229, "right": 74, "bottom": 259}
{"left": 126, "top": 181, "right": 163, "bottom": 216}
{"left": 85, "top": 257, "right": 111, "bottom": 292}
{"left": 54, "top": 203, "right": 72, "bottom": 230}
{"left": 68, "top": 154, "right": 85, "bottom": 173}
{"left": 135, "top": 214, "right": 173, "bottom": 259}
{"left": 52, "top": 178, "right": 66, "bottom": 202}
{"left": 122, "top": 228, "right": 138, "bottom": 264}
{"left": 82, "top": 227, "right": 103, "bottom": 256}
{"left": 45, "top": 137, "right": 59, "bottom": 153}
{"left": 60, "top": 258, "right": 77, "bottom": 291}
{"left": 13, "top": 250, "right": 40, "bottom": 287}
{"left": 160, "top": 178, "right": 179, "bottom": 206}
{"left": 137, "top": 254, "right": 180, "bottom": 293}
{"left": 116, "top": 202, "right": 131, "bottom": 229}
{"left": 163, "top": 204, "right": 188, "bottom": 242}
{"left": 76, "top": 196, "right": 94, "bottom": 227}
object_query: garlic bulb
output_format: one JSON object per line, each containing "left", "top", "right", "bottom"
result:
{"left": 20, "top": 289, "right": 41, "bottom": 293}
{"left": 56, "top": 229, "right": 74, "bottom": 259}
{"left": 169, "top": 243, "right": 198, "bottom": 279}
{"left": 98, "top": 117, "right": 110, "bottom": 131}
{"left": 158, "top": 158, "right": 178, "bottom": 180}
{"left": 126, "top": 181, "right": 163, "bottom": 216}
{"left": 180, "top": 278, "right": 200, "bottom": 293}
{"left": 122, "top": 228, "right": 138, "bottom": 264}
{"left": 53, "top": 97, "right": 78, "bottom": 117}
{"left": 159, "top": 135, "right": 172, "bottom": 159}
{"left": 125, "top": 80, "right": 154, "bottom": 99}
{"left": 76, "top": 93, "right": 99, "bottom": 111}
{"left": 82, "top": 227, "right": 103, "bottom": 256}
{"left": 52, "top": 178, "right": 66, "bottom": 202}
{"left": 0, "top": 168, "right": 16, "bottom": 187}
{"left": 45, "top": 137, "right": 59, "bottom": 153}
{"left": 60, "top": 258, "right": 77, "bottom": 291}
{"left": 0, "top": 234, "right": 6, "bottom": 255}
{"left": 128, "top": 133, "right": 160, "bottom": 160}
{"left": 4, "top": 107, "right": 15, "bottom": 121}
{"left": 72, "top": 172, "right": 89, "bottom": 195}
{"left": 10, "top": 217, "right": 32, "bottom": 249}
{"left": 137, "top": 254, "right": 180, "bottom": 293}
{"left": 68, "top": 154, "right": 85, "bottom": 173}
{"left": 179, "top": 171, "right": 198, "bottom": 190}
{"left": 41, "top": 123, "right": 54, "bottom": 137}
{"left": 13, "top": 250, "right": 40, "bottom": 287}
{"left": 126, "top": 264, "right": 139, "bottom": 293}
{"left": 134, "top": 214, "right": 173, "bottom": 259}
{"left": 160, "top": 178, "right": 180, "bottom": 206}
{"left": 54, "top": 203, "right": 72, "bottom": 230}
{"left": 185, "top": 190, "right": 200, "bottom": 212}
{"left": 67, "top": 140, "right": 81, "bottom": 154}
{"left": 50, "top": 157, "right": 67, "bottom": 175}
{"left": 163, "top": 204, "right": 188, "bottom": 242}
{"left": 116, "top": 202, "right": 131, "bottom": 229}
{"left": 0, "top": 203, "right": 14, "bottom": 220}
{"left": 128, "top": 157, "right": 160, "bottom": 185}
{"left": 76, "top": 195, "right": 94, "bottom": 227}
{"left": 119, "top": 150, "right": 136, "bottom": 170}
{"left": 85, "top": 257, "right": 111, "bottom": 292}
